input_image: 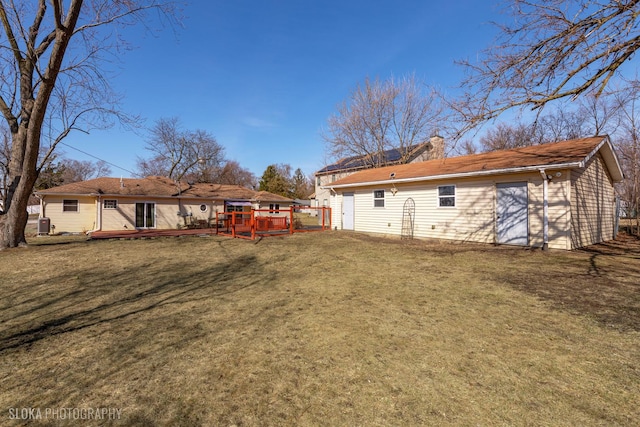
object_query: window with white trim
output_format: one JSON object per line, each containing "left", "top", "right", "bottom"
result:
{"left": 373, "top": 190, "right": 385, "bottom": 207}
{"left": 62, "top": 199, "right": 79, "bottom": 212}
{"left": 438, "top": 185, "right": 456, "bottom": 207}
{"left": 103, "top": 199, "right": 117, "bottom": 209}
{"left": 269, "top": 203, "right": 280, "bottom": 213}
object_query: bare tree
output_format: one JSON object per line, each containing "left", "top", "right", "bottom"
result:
{"left": 452, "top": 0, "right": 640, "bottom": 137}
{"left": 61, "top": 159, "right": 112, "bottom": 183}
{"left": 479, "top": 122, "right": 538, "bottom": 151}
{"left": 469, "top": 93, "right": 624, "bottom": 153}
{"left": 576, "top": 93, "right": 622, "bottom": 136}
{"left": 216, "top": 160, "right": 257, "bottom": 188}
{"left": 324, "top": 74, "right": 443, "bottom": 166}
{"left": 456, "top": 139, "right": 479, "bottom": 155}
{"left": 137, "top": 118, "right": 226, "bottom": 183}
{"left": 533, "top": 108, "right": 587, "bottom": 142}
{"left": 0, "top": 0, "right": 177, "bottom": 249}
{"left": 614, "top": 83, "right": 640, "bottom": 234}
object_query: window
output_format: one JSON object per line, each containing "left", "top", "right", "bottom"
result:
{"left": 199, "top": 204, "right": 208, "bottom": 213}
{"left": 316, "top": 176, "right": 321, "bottom": 186}
{"left": 103, "top": 200, "right": 117, "bottom": 209}
{"left": 62, "top": 199, "right": 78, "bottom": 212}
{"left": 331, "top": 174, "right": 336, "bottom": 182}
{"left": 269, "top": 203, "right": 280, "bottom": 213}
{"left": 373, "top": 190, "right": 385, "bottom": 207}
{"left": 438, "top": 185, "right": 456, "bottom": 207}
{"left": 226, "top": 204, "right": 247, "bottom": 213}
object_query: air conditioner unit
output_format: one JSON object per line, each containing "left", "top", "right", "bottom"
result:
{"left": 38, "top": 217, "right": 50, "bottom": 236}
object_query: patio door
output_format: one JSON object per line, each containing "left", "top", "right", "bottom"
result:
{"left": 496, "top": 182, "right": 528, "bottom": 245}
{"left": 135, "top": 202, "right": 155, "bottom": 228}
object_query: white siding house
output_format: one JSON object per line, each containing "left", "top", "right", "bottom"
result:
{"left": 326, "top": 137, "right": 623, "bottom": 250}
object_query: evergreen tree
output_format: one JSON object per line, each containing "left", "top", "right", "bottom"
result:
{"left": 291, "top": 168, "right": 311, "bottom": 199}
{"left": 259, "top": 165, "right": 290, "bottom": 196}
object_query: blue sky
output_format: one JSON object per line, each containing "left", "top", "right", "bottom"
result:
{"left": 62, "top": 1, "right": 500, "bottom": 178}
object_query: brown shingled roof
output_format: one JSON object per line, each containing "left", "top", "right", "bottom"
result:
{"left": 329, "top": 136, "right": 622, "bottom": 187}
{"left": 35, "top": 176, "right": 179, "bottom": 196}
{"left": 252, "top": 191, "right": 294, "bottom": 203}
{"left": 184, "top": 183, "right": 257, "bottom": 199}
{"left": 35, "top": 176, "right": 293, "bottom": 202}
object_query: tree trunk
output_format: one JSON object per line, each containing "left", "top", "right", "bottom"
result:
{"left": 0, "top": 171, "right": 34, "bottom": 249}
{"left": 0, "top": 1, "right": 83, "bottom": 249}
{"left": 0, "top": 103, "right": 42, "bottom": 249}
{"left": 0, "top": 200, "right": 28, "bottom": 249}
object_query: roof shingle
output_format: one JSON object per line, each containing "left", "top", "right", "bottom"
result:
{"left": 35, "top": 176, "right": 292, "bottom": 202}
{"left": 329, "top": 136, "right": 620, "bottom": 187}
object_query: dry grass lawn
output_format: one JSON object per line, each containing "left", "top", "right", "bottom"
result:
{"left": 1, "top": 231, "right": 639, "bottom": 426}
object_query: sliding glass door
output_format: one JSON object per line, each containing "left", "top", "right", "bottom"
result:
{"left": 135, "top": 202, "right": 155, "bottom": 228}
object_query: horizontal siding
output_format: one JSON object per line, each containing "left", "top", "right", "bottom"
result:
{"left": 571, "top": 154, "right": 615, "bottom": 248}
{"left": 155, "top": 199, "right": 182, "bottom": 229}
{"left": 43, "top": 196, "right": 96, "bottom": 233}
{"left": 102, "top": 199, "right": 134, "bottom": 230}
{"left": 548, "top": 174, "right": 572, "bottom": 250}
{"left": 102, "top": 198, "right": 227, "bottom": 230}
{"left": 316, "top": 171, "right": 352, "bottom": 216}
{"left": 335, "top": 171, "right": 573, "bottom": 249}
{"left": 351, "top": 180, "right": 496, "bottom": 243}
{"left": 330, "top": 193, "right": 343, "bottom": 229}
{"left": 43, "top": 196, "right": 302, "bottom": 232}
{"left": 528, "top": 172, "right": 572, "bottom": 250}
{"left": 178, "top": 200, "right": 224, "bottom": 227}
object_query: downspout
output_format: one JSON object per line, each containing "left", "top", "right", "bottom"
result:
{"left": 89, "top": 195, "right": 102, "bottom": 234}
{"left": 37, "top": 194, "right": 44, "bottom": 218}
{"left": 539, "top": 170, "right": 549, "bottom": 250}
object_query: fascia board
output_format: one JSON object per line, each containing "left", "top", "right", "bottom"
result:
{"left": 324, "top": 162, "right": 582, "bottom": 190}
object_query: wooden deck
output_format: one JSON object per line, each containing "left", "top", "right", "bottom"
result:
{"left": 90, "top": 228, "right": 218, "bottom": 240}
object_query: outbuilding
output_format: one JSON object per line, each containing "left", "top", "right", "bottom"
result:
{"left": 325, "top": 136, "right": 624, "bottom": 250}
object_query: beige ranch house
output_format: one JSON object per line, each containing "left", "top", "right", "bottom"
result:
{"left": 35, "top": 176, "right": 293, "bottom": 234}
{"left": 324, "top": 136, "right": 624, "bottom": 250}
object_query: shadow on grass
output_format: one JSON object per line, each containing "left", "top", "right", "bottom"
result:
{"left": 26, "top": 235, "right": 92, "bottom": 247}
{"left": 0, "top": 253, "right": 269, "bottom": 352}
{"left": 503, "top": 233, "right": 640, "bottom": 332}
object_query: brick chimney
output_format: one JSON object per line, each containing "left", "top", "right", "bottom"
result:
{"left": 428, "top": 135, "right": 445, "bottom": 160}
